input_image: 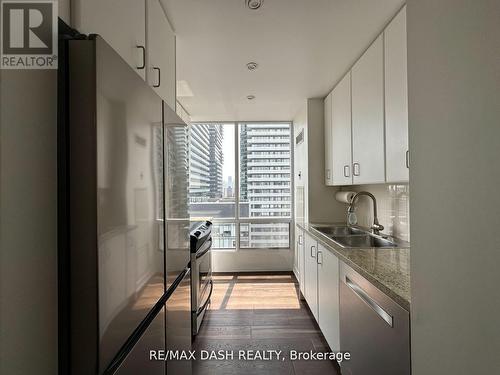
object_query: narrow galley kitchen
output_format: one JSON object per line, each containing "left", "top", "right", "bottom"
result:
{"left": 2, "top": 1, "right": 499, "bottom": 375}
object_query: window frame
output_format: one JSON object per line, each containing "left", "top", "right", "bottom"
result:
{"left": 189, "top": 121, "right": 295, "bottom": 251}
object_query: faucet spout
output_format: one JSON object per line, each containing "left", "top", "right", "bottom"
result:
{"left": 348, "top": 191, "right": 384, "bottom": 235}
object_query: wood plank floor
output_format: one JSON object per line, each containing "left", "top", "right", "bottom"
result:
{"left": 192, "top": 273, "right": 341, "bottom": 375}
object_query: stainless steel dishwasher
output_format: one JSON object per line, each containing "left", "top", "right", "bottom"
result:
{"left": 339, "top": 263, "right": 410, "bottom": 375}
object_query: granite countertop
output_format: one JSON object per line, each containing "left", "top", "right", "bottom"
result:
{"left": 297, "top": 222, "right": 411, "bottom": 311}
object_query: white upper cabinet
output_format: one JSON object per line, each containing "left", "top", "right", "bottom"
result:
{"left": 324, "top": 92, "right": 334, "bottom": 185}
{"left": 331, "top": 72, "right": 353, "bottom": 185}
{"left": 73, "top": 0, "right": 147, "bottom": 80}
{"left": 384, "top": 6, "right": 409, "bottom": 182}
{"left": 147, "top": 0, "right": 176, "bottom": 110}
{"left": 351, "top": 35, "right": 385, "bottom": 184}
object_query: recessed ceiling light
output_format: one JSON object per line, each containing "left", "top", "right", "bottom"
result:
{"left": 247, "top": 95, "right": 256, "bottom": 100}
{"left": 246, "top": 0, "right": 263, "bottom": 10}
{"left": 246, "top": 62, "right": 258, "bottom": 71}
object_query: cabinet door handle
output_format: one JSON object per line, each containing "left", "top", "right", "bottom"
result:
{"left": 343, "top": 165, "right": 350, "bottom": 178}
{"left": 317, "top": 251, "right": 323, "bottom": 265}
{"left": 136, "top": 46, "right": 145, "bottom": 69}
{"left": 405, "top": 150, "right": 410, "bottom": 169}
{"left": 353, "top": 163, "right": 360, "bottom": 176}
{"left": 153, "top": 67, "right": 161, "bottom": 88}
{"left": 345, "top": 276, "right": 393, "bottom": 327}
{"left": 326, "top": 169, "right": 331, "bottom": 180}
{"left": 310, "top": 245, "right": 316, "bottom": 258}
{"left": 298, "top": 235, "right": 303, "bottom": 245}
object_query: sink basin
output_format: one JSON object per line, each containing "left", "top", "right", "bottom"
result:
{"left": 312, "top": 225, "right": 366, "bottom": 236}
{"left": 331, "top": 235, "right": 397, "bottom": 248}
{"left": 311, "top": 224, "right": 400, "bottom": 248}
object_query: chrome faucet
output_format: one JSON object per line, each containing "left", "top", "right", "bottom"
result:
{"left": 348, "top": 191, "right": 384, "bottom": 235}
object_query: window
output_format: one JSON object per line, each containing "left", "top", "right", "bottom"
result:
{"left": 188, "top": 122, "right": 292, "bottom": 249}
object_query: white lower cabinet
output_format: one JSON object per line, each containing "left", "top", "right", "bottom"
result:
{"left": 299, "top": 233, "right": 340, "bottom": 350}
{"left": 317, "top": 243, "right": 340, "bottom": 351}
{"left": 304, "top": 233, "right": 318, "bottom": 321}
{"left": 296, "top": 226, "right": 306, "bottom": 297}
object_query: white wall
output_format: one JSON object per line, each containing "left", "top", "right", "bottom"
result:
{"left": 307, "top": 99, "right": 347, "bottom": 223}
{"left": 213, "top": 250, "right": 293, "bottom": 272}
{"left": 0, "top": 71, "right": 58, "bottom": 374}
{"left": 0, "top": 3, "right": 72, "bottom": 373}
{"left": 407, "top": 1, "right": 500, "bottom": 374}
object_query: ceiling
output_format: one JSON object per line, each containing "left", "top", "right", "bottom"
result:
{"left": 161, "top": 0, "right": 405, "bottom": 122}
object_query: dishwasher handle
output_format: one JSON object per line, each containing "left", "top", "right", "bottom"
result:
{"left": 345, "top": 276, "right": 393, "bottom": 327}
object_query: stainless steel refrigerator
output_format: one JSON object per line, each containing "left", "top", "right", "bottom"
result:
{"left": 58, "top": 34, "right": 191, "bottom": 375}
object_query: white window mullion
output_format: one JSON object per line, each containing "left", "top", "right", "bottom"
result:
{"left": 235, "top": 123, "right": 240, "bottom": 251}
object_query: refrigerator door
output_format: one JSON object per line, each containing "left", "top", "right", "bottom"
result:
{"left": 113, "top": 307, "right": 166, "bottom": 375}
{"left": 164, "top": 104, "right": 191, "bottom": 290}
{"left": 94, "top": 37, "right": 167, "bottom": 372}
{"left": 67, "top": 36, "right": 191, "bottom": 374}
{"left": 67, "top": 35, "right": 166, "bottom": 372}
{"left": 166, "top": 268, "right": 193, "bottom": 375}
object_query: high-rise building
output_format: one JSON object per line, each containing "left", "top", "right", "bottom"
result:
{"left": 209, "top": 125, "right": 224, "bottom": 199}
{"left": 165, "top": 125, "right": 189, "bottom": 218}
{"left": 189, "top": 124, "right": 223, "bottom": 201}
{"left": 240, "top": 123, "right": 291, "bottom": 248}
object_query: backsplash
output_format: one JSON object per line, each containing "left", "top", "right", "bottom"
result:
{"left": 342, "top": 184, "right": 410, "bottom": 242}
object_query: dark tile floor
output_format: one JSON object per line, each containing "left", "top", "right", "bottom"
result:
{"left": 192, "top": 273, "right": 341, "bottom": 375}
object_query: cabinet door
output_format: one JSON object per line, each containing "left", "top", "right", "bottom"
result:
{"left": 73, "top": 0, "right": 146, "bottom": 80}
{"left": 147, "top": 0, "right": 176, "bottom": 109}
{"left": 296, "top": 226, "right": 305, "bottom": 296}
{"left": 304, "top": 233, "right": 318, "bottom": 321}
{"left": 331, "top": 72, "right": 353, "bottom": 185}
{"left": 385, "top": 6, "right": 409, "bottom": 183}
{"left": 324, "top": 92, "right": 334, "bottom": 185}
{"left": 351, "top": 35, "right": 385, "bottom": 184}
{"left": 318, "top": 244, "right": 340, "bottom": 351}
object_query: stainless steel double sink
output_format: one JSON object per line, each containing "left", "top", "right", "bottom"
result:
{"left": 311, "top": 224, "right": 402, "bottom": 248}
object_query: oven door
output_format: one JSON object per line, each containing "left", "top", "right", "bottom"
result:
{"left": 196, "top": 238, "right": 212, "bottom": 306}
